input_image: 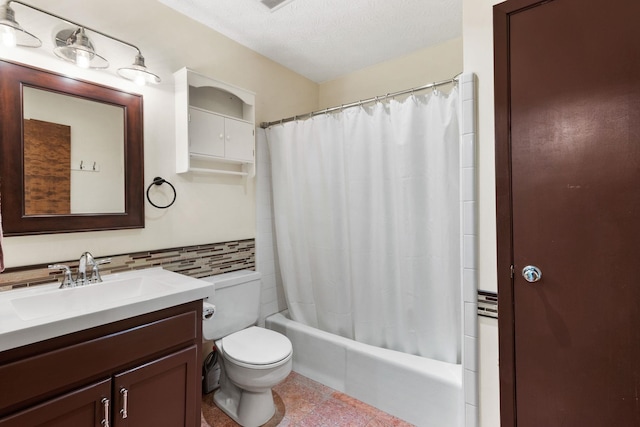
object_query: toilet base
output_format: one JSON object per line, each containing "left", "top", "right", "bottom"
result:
{"left": 210, "top": 330, "right": 292, "bottom": 426}
{"left": 213, "top": 359, "right": 277, "bottom": 427}
{"left": 213, "top": 384, "right": 275, "bottom": 427}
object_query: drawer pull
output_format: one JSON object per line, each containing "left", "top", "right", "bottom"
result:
{"left": 101, "top": 398, "right": 110, "bottom": 427}
{"left": 120, "top": 387, "right": 129, "bottom": 419}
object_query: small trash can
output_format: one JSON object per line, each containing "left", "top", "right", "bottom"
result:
{"left": 202, "top": 347, "right": 221, "bottom": 394}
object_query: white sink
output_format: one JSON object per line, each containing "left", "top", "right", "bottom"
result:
{"left": 0, "top": 267, "right": 214, "bottom": 352}
{"left": 10, "top": 276, "right": 173, "bottom": 321}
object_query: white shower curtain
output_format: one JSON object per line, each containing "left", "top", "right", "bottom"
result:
{"left": 265, "top": 88, "right": 461, "bottom": 363}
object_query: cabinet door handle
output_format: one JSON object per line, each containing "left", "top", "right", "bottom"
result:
{"left": 101, "top": 398, "right": 110, "bottom": 427}
{"left": 120, "top": 387, "right": 129, "bottom": 419}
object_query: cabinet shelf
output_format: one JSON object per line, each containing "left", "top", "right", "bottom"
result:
{"left": 188, "top": 153, "right": 255, "bottom": 177}
{"left": 189, "top": 167, "right": 249, "bottom": 177}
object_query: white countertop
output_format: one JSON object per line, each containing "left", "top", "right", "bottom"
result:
{"left": 0, "top": 268, "right": 212, "bottom": 352}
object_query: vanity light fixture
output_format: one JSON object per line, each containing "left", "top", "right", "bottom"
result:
{"left": 0, "top": 3, "right": 40, "bottom": 48}
{"left": 53, "top": 27, "right": 109, "bottom": 69}
{"left": 0, "top": 0, "right": 161, "bottom": 84}
{"left": 117, "top": 53, "right": 161, "bottom": 85}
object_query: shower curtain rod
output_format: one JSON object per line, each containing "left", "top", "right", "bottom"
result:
{"left": 260, "top": 72, "right": 462, "bottom": 129}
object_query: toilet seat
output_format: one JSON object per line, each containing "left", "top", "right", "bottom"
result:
{"left": 220, "top": 326, "right": 292, "bottom": 369}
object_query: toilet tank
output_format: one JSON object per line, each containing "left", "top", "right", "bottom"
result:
{"left": 201, "top": 270, "right": 262, "bottom": 341}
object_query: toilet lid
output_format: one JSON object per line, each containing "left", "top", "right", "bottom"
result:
{"left": 221, "top": 326, "right": 292, "bottom": 365}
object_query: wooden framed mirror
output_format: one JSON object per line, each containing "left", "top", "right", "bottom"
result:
{"left": 0, "top": 60, "right": 144, "bottom": 235}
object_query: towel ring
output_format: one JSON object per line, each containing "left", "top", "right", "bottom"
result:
{"left": 146, "top": 176, "right": 176, "bottom": 209}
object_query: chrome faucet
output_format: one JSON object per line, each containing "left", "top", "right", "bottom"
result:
{"left": 48, "top": 252, "right": 111, "bottom": 288}
{"left": 77, "top": 251, "right": 96, "bottom": 285}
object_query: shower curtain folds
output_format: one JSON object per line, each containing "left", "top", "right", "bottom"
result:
{"left": 265, "top": 89, "right": 461, "bottom": 364}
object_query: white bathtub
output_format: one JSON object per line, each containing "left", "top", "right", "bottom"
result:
{"left": 265, "top": 311, "right": 462, "bottom": 427}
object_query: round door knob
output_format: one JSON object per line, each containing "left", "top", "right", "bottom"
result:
{"left": 522, "top": 265, "right": 542, "bottom": 283}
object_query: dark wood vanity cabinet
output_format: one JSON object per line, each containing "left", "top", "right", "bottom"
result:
{"left": 113, "top": 346, "right": 198, "bottom": 427}
{"left": 0, "top": 379, "right": 112, "bottom": 427}
{"left": 0, "top": 301, "right": 202, "bottom": 427}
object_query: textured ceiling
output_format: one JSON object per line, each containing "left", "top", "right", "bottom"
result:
{"left": 157, "top": 0, "right": 462, "bottom": 83}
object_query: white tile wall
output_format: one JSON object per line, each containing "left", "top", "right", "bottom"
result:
{"left": 464, "top": 335, "right": 478, "bottom": 372}
{"left": 256, "top": 73, "right": 478, "bottom": 427}
{"left": 460, "top": 72, "right": 479, "bottom": 427}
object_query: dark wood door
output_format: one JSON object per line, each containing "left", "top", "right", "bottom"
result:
{"left": 0, "top": 379, "right": 110, "bottom": 427}
{"left": 494, "top": 0, "right": 640, "bottom": 425}
{"left": 23, "top": 119, "right": 71, "bottom": 215}
{"left": 113, "top": 346, "right": 199, "bottom": 427}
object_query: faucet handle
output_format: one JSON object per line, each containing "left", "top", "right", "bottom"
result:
{"left": 91, "top": 258, "right": 111, "bottom": 283}
{"left": 48, "top": 264, "right": 74, "bottom": 288}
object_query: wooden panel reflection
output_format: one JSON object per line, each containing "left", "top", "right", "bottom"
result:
{"left": 23, "top": 119, "right": 70, "bottom": 215}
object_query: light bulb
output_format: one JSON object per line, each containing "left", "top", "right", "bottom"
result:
{"left": 1, "top": 26, "right": 17, "bottom": 48}
{"left": 75, "top": 49, "right": 91, "bottom": 69}
{"left": 134, "top": 72, "right": 146, "bottom": 86}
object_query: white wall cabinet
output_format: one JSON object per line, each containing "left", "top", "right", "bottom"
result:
{"left": 188, "top": 107, "right": 225, "bottom": 158}
{"left": 221, "top": 115, "right": 255, "bottom": 161}
{"left": 188, "top": 107, "right": 254, "bottom": 162}
{"left": 175, "top": 68, "right": 256, "bottom": 176}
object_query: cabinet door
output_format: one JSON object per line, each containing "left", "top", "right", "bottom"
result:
{"left": 0, "top": 379, "right": 111, "bottom": 427}
{"left": 224, "top": 118, "right": 255, "bottom": 162}
{"left": 189, "top": 107, "right": 225, "bottom": 158}
{"left": 113, "top": 345, "right": 199, "bottom": 427}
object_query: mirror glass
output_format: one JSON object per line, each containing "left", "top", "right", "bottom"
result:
{"left": 0, "top": 59, "right": 145, "bottom": 236}
{"left": 22, "top": 87, "right": 125, "bottom": 215}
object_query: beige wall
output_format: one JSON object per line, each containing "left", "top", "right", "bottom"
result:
{"left": 0, "top": 0, "right": 318, "bottom": 267}
{"left": 318, "top": 37, "right": 462, "bottom": 109}
{"left": 463, "top": 0, "right": 504, "bottom": 426}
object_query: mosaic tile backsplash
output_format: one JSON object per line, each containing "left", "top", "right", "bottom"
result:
{"left": 0, "top": 239, "right": 255, "bottom": 291}
{"left": 478, "top": 290, "right": 498, "bottom": 319}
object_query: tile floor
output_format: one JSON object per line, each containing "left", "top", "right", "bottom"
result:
{"left": 201, "top": 371, "right": 415, "bottom": 427}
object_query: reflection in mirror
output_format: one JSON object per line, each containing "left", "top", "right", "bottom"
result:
{"left": 23, "top": 87, "right": 125, "bottom": 215}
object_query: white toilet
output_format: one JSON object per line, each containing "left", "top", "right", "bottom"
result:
{"left": 201, "top": 270, "right": 292, "bottom": 427}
